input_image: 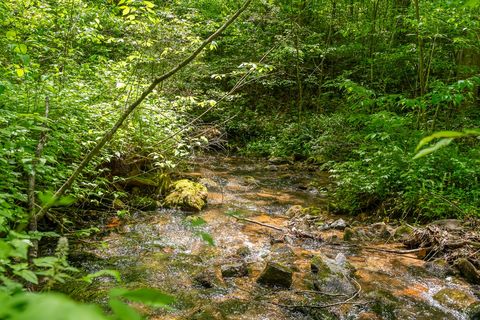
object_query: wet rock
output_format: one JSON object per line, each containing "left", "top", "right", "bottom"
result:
{"left": 330, "top": 218, "right": 347, "bottom": 230}
{"left": 430, "top": 219, "right": 463, "bottom": 231}
{"left": 268, "top": 157, "right": 292, "bottom": 165}
{"left": 270, "top": 244, "right": 296, "bottom": 269}
{"left": 311, "top": 255, "right": 356, "bottom": 295}
{"left": 433, "top": 288, "right": 478, "bottom": 311}
{"left": 357, "top": 312, "right": 382, "bottom": 320}
{"left": 265, "top": 165, "right": 278, "bottom": 171}
{"left": 198, "top": 177, "right": 220, "bottom": 190}
{"left": 367, "top": 290, "right": 398, "bottom": 319}
{"left": 343, "top": 227, "right": 354, "bottom": 241}
{"left": 311, "top": 255, "right": 332, "bottom": 276}
{"left": 189, "top": 306, "right": 225, "bottom": 320}
{"left": 467, "top": 302, "right": 480, "bottom": 320}
{"left": 425, "top": 258, "right": 453, "bottom": 278}
{"left": 393, "top": 224, "right": 414, "bottom": 241}
{"left": 221, "top": 262, "right": 248, "bottom": 278}
{"left": 456, "top": 258, "right": 480, "bottom": 285}
{"left": 193, "top": 268, "right": 224, "bottom": 288}
{"left": 285, "top": 205, "right": 304, "bottom": 218}
{"left": 235, "top": 246, "right": 251, "bottom": 257}
{"left": 257, "top": 261, "right": 293, "bottom": 288}
{"left": 164, "top": 179, "right": 208, "bottom": 211}
{"left": 369, "top": 222, "right": 393, "bottom": 239}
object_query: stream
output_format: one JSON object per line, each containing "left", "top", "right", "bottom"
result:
{"left": 67, "top": 156, "right": 479, "bottom": 319}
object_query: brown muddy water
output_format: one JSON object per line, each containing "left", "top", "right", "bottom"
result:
{"left": 67, "top": 156, "right": 479, "bottom": 319}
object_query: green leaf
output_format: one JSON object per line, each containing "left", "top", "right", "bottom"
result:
{"left": 199, "top": 232, "right": 215, "bottom": 246}
{"left": 16, "top": 68, "right": 25, "bottom": 77}
{"left": 413, "top": 138, "right": 453, "bottom": 159}
{"left": 56, "top": 195, "right": 76, "bottom": 206}
{"left": 110, "top": 288, "right": 175, "bottom": 309}
{"left": 6, "top": 30, "right": 16, "bottom": 40}
{"left": 109, "top": 299, "right": 142, "bottom": 320}
{"left": 33, "top": 256, "right": 59, "bottom": 267}
{"left": 187, "top": 216, "right": 206, "bottom": 227}
{"left": 38, "top": 191, "right": 56, "bottom": 206}
{"left": 14, "top": 44, "right": 28, "bottom": 54}
{"left": 415, "top": 131, "right": 466, "bottom": 152}
{"left": 466, "top": 0, "right": 480, "bottom": 7}
{"left": 5, "top": 293, "right": 109, "bottom": 320}
{"left": 82, "top": 269, "right": 122, "bottom": 284}
{"left": 143, "top": 1, "right": 155, "bottom": 8}
{"left": 0, "top": 84, "right": 6, "bottom": 95}
{"left": 14, "top": 269, "right": 38, "bottom": 284}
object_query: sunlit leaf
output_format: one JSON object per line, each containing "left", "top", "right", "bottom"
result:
{"left": 415, "top": 131, "right": 466, "bottom": 152}
{"left": 199, "top": 232, "right": 215, "bottom": 246}
{"left": 413, "top": 138, "right": 453, "bottom": 159}
{"left": 16, "top": 68, "right": 25, "bottom": 77}
{"left": 82, "top": 269, "right": 122, "bottom": 284}
{"left": 110, "top": 288, "right": 175, "bottom": 309}
{"left": 14, "top": 269, "right": 38, "bottom": 284}
{"left": 109, "top": 299, "right": 142, "bottom": 320}
{"left": 6, "top": 30, "right": 16, "bottom": 40}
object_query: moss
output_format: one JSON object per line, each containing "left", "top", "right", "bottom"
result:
{"left": 164, "top": 179, "right": 208, "bottom": 211}
{"left": 130, "top": 196, "right": 158, "bottom": 210}
{"left": 310, "top": 256, "right": 332, "bottom": 279}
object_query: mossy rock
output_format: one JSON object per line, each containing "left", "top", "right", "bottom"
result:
{"left": 311, "top": 255, "right": 333, "bottom": 279}
{"left": 456, "top": 258, "right": 480, "bottom": 285}
{"left": 164, "top": 179, "right": 208, "bottom": 211}
{"left": 433, "top": 288, "right": 477, "bottom": 311}
{"left": 256, "top": 261, "right": 293, "bottom": 288}
{"left": 393, "top": 224, "right": 414, "bottom": 241}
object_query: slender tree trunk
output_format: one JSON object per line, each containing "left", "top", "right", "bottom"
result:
{"left": 27, "top": 97, "right": 49, "bottom": 260}
{"left": 414, "top": 0, "right": 425, "bottom": 96}
{"left": 23, "top": 0, "right": 253, "bottom": 230}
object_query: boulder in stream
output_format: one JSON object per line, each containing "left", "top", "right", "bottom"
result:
{"left": 329, "top": 218, "right": 347, "bottom": 230}
{"left": 456, "top": 258, "right": 480, "bottom": 285}
{"left": 433, "top": 288, "right": 478, "bottom": 311}
{"left": 193, "top": 268, "right": 224, "bottom": 288}
{"left": 310, "top": 254, "right": 356, "bottom": 295}
{"left": 221, "top": 262, "right": 248, "bottom": 278}
{"left": 256, "top": 261, "right": 293, "bottom": 288}
{"left": 164, "top": 179, "right": 208, "bottom": 211}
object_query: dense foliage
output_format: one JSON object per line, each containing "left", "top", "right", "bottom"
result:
{"left": 0, "top": 0, "right": 479, "bottom": 317}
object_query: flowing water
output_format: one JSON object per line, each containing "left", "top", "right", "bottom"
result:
{"left": 68, "top": 156, "right": 479, "bottom": 319}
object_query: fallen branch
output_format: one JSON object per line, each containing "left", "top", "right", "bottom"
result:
{"left": 25, "top": 0, "right": 253, "bottom": 230}
{"left": 230, "top": 214, "right": 322, "bottom": 241}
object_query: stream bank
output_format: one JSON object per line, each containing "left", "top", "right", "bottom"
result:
{"left": 65, "top": 156, "right": 479, "bottom": 319}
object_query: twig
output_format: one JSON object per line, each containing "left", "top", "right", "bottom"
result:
{"left": 276, "top": 277, "right": 363, "bottom": 309}
{"left": 231, "top": 214, "right": 285, "bottom": 232}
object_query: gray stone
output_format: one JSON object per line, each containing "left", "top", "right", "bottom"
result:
{"left": 330, "top": 218, "right": 347, "bottom": 230}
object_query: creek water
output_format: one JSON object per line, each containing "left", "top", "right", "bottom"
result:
{"left": 68, "top": 156, "right": 479, "bottom": 319}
